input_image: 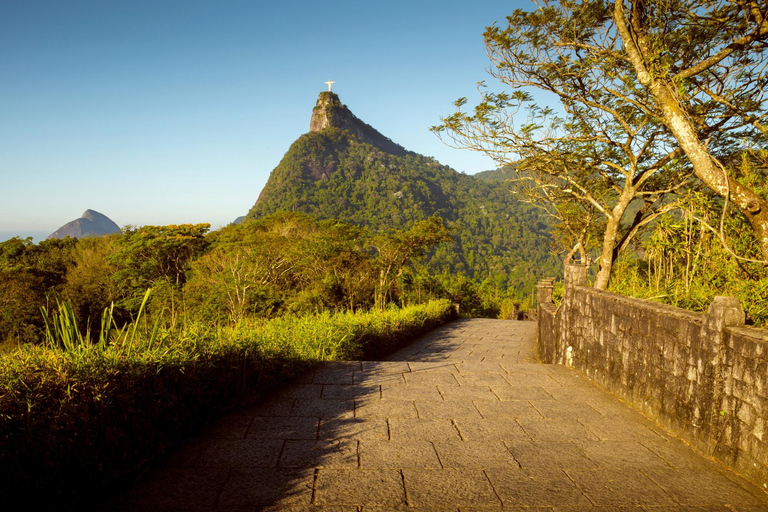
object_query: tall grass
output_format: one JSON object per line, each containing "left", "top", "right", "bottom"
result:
{"left": 0, "top": 299, "right": 456, "bottom": 510}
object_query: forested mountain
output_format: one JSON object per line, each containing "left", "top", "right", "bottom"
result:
{"left": 246, "top": 92, "right": 560, "bottom": 292}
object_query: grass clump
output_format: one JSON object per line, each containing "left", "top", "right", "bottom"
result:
{"left": 0, "top": 299, "right": 456, "bottom": 510}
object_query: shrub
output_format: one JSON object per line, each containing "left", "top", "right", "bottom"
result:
{"left": 0, "top": 300, "right": 455, "bottom": 509}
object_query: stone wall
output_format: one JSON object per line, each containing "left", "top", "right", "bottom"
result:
{"left": 538, "top": 265, "right": 768, "bottom": 489}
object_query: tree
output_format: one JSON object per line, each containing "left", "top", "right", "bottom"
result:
{"left": 109, "top": 224, "right": 210, "bottom": 313}
{"left": 612, "top": 0, "right": 768, "bottom": 261}
{"left": 371, "top": 217, "right": 452, "bottom": 309}
{"left": 434, "top": 0, "right": 692, "bottom": 288}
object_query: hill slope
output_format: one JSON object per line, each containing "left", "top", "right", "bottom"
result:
{"left": 246, "top": 93, "right": 560, "bottom": 291}
{"left": 47, "top": 209, "right": 120, "bottom": 240}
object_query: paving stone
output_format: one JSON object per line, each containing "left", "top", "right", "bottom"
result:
{"left": 415, "top": 399, "right": 483, "bottom": 419}
{"left": 111, "top": 318, "right": 768, "bottom": 511}
{"left": 359, "top": 440, "right": 442, "bottom": 468}
{"left": 576, "top": 440, "right": 669, "bottom": 469}
{"left": 258, "top": 507, "right": 358, "bottom": 512}
{"left": 354, "top": 371, "right": 406, "bottom": 386}
{"left": 122, "top": 467, "right": 229, "bottom": 506}
{"left": 247, "top": 416, "right": 319, "bottom": 440}
{"left": 388, "top": 418, "right": 463, "bottom": 441}
{"left": 530, "top": 400, "right": 604, "bottom": 421}
{"left": 497, "top": 371, "right": 560, "bottom": 388}
{"left": 290, "top": 398, "right": 355, "bottom": 419}
{"left": 197, "top": 438, "right": 283, "bottom": 468}
{"left": 505, "top": 440, "right": 597, "bottom": 470}
{"left": 485, "top": 467, "right": 592, "bottom": 507}
{"left": 517, "top": 418, "right": 599, "bottom": 441}
{"left": 218, "top": 467, "right": 314, "bottom": 507}
{"left": 643, "top": 467, "right": 767, "bottom": 507}
{"left": 403, "top": 469, "right": 501, "bottom": 507}
{"left": 361, "top": 361, "right": 411, "bottom": 373}
{"left": 566, "top": 468, "right": 677, "bottom": 507}
{"left": 198, "top": 414, "right": 252, "bottom": 439}
{"left": 321, "top": 383, "right": 379, "bottom": 400}
{"left": 381, "top": 384, "right": 443, "bottom": 401}
{"left": 314, "top": 469, "right": 406, "bottom": 507}
{"left": 274, "top": 383, "right": 324, "bottom": 399}
{"left": 454, "top": 361, "right": 507, "bottom": 374}
{"left": 407, "top": 361, "right": 459, "bottom": 373}
{"left": 318, "top": 417, "right": 389, "bottom": 441}
{"left": 641, "top": 437, "right": 723, "bottom": 469}
{"left": 432, "top": 440, "right": 519, "bottom": 469}
{"left": 473, "top": 399, "right": 543, "bottom": 419}
{"left": 453, "top": 417, "right": 531, "bottom": 441}
{"left": 405, "top": 371, "right": 461, "bottom": 386}
{"left": 242, "top": 397, "right": 295, "bottom": 417}
{"left": 437, "top": 384, "right": 499, "bottom": 401}
{"left": 279, "top": 439, "right": 358, "bottom": 468}
{"left": 578, "top": 416, "right": 666, "bottom": 442}
{"left": 355, "top": 398, "right": 418, "bottom": 418}
{"left": 313, "top": 363, "right": 361, "bottom": 384}
{"left": 491, "top": 385, "right": 555, "bottom": 401}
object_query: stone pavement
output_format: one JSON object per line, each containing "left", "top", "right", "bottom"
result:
{"left": 112, "top": 318, "right": 768, "bottom": 511}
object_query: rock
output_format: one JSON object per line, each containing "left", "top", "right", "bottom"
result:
{"left": 309, "top": 91, "right": 410, "bottom": 156}
{"left": 47, "top": 209, "right": 120, "bottom": 240}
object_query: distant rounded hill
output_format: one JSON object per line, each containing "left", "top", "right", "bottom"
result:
{"left": 47, "top": 210, "right": 121, "bottom": 240}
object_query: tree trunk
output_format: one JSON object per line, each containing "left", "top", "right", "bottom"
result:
{"left": 647, "top": 82, "right": 768, "bottom": 261}
{"left": 614, "top": 0, "right": 768, "bottom": 262}
{"left": 594, "top": 212, "right": 622, "bottom": 290}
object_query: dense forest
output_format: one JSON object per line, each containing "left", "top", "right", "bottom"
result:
{"left": 0, "top": 211, "right": 523, "bottom": 347}
{"left": 247, "top": 127, "right": 560, "bottom": 293}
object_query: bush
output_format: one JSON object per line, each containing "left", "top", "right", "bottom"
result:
{"left": 0, "top": 300, "right": 455, "bottom": 510}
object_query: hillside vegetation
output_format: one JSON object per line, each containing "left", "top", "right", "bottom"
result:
{"left": 247, "top": 128, "right": 560, "bottom": 294}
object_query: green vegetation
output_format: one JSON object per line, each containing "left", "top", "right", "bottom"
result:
{"left": 434, "top": 0, "right": 768, "bottom": 321}
{"left": 246, "top": 128, "right": 561, "bottom": 295}
{"left": 0, "top": 213, "right": 475, "bottom": 349}
{"left": 609, "top": 177, "right": 768, "bottom": 327}
{"left": 0, "top": 299, "right": 456, "bottom": 508}
{"left": 0, "top": 209, "right": 468, "bottom": 508}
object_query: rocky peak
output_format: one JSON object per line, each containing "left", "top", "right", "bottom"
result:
{"left": 309, "top": 91, "right": 409, "bottom": 156}
{"left": 47, "top": 209, "right": 120, "bottom": 240}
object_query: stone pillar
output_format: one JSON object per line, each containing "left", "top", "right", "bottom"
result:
{"left": 564, "top": 264, "right": 588, "bottom": 289}
{"left": 560, "top": 264, "right": 587, "bottom": 368}
{"left": 537, "top": 278, "right": 555, "bottom": 305}
{"left": 705, "top": 296, "right": 745, "bottom": 331}
{"left": 703, "top": 296, "right": 745, "bottom": 455}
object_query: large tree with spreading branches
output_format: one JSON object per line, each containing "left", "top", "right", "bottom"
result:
{"left": 435, "top": 0, "right": 768, "bottom": 288}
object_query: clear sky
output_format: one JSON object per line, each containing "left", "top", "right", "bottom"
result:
{"left": 1, "top": 0, "right": 531, "bottom": 240}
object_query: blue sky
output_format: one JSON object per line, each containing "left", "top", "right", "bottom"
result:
{"left": 1, "top": 0, "right": 531, "bottom": 239}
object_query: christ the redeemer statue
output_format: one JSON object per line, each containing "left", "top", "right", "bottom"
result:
{"left": 325, "top": 80, "right": 335, "bottom": 92}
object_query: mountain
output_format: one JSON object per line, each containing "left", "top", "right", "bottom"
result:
{"left": 245, "top": 92, "right": 560, "bottom": 291}
{"left": 473, "top": 166, "right": 518, "bottom": 183}
{"left": 47, "top": 210, "right": 120, "bottom": 240}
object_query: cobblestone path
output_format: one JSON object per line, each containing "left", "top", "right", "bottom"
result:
{"left": 113, "top": 318, "right": 768, "bottom": 511}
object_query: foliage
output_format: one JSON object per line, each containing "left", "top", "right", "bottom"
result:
{"left": 109, "top": 224, "right": 210, "bottom": 313}
{"left": 0, "top": 237, "right": 78, "bottom": 344}
{"left": 371, "top": 216, "right": 452, "bottom": 310}
{"left": 610, "top": 182, "right": 768, "bottom": 326}
{"left": 613, "top": 0, "right": 768, "bottom": 261}
{"left": 246, "top": 128, "right": 562, "bottom": 293}
{"left": 0, "top": 300, "right": 456, "bottom": 509}
{"left": 433, "top": 0, "right": 695, "bottom": 289}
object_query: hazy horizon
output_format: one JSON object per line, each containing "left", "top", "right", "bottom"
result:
{"left": 1, "top": 0, "right": 535, "bottom": 234}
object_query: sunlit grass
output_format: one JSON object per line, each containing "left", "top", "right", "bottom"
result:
{"left": 0, "top": 299, "right": 456, "bottom": 509}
